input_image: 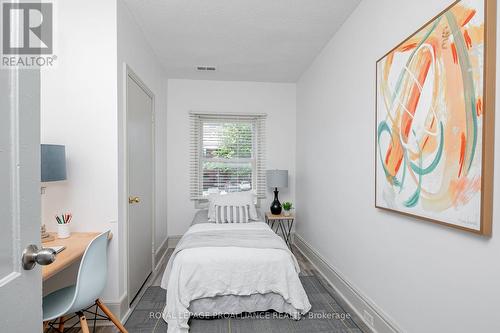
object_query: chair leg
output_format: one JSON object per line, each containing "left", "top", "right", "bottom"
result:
{"left": 58, "top": 316, "right": 65, "bottom": 332}
{"left": 96, "top": 299, "right": 128, "bottom": 333}
{"left": 77, "top": 312, "right": 90, "bottom": 333}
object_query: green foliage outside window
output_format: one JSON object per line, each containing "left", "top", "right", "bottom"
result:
{"left": 212, "top": 123, "right": 252, "bottom": 159}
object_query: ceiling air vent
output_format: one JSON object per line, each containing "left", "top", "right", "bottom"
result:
{"left": 197, "top": 66, "right": 216, "bottom": 71}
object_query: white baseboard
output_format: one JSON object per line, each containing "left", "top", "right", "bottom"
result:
{"left": 155, "top": 240, "right": 170, "bottom": 273}
{"left": 167, "top": 235, "right": 182, "bottom": 248}
{"left": 116, "top": 292, "right": 131, "bottom": 323}
{"left": 104, "top": 293, "right": 128, "bottom": 323}
{"left": 155, "top": 236, "right": 169, "bottom": 267}
{"left": 294, "top": 234, "right": 403, "bottom": 333}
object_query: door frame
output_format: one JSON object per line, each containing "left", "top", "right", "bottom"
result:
{"left": 123, "top": 64, "right": 156, "bottom": 305}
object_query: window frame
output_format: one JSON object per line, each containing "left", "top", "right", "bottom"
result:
{"left": 198, "top": 118, "right": 257, "bottom": 197}
{"left": 189, "top": 112, "right": 267, "bottom": 203}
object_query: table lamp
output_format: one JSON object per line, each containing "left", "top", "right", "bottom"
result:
{"left": 266, "top": 169, "right": 288, "bottom": 215}
{"left": 41, "top": 144, "right": 67, "bottom": 242}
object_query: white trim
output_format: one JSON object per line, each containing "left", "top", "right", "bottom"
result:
{"left": 294, "top": 234, "right": 403, "bottom": 333}
{"left": 154, "top": 236, "right": 169, "bottom": 270}
{"left": 124, "top": 64, "right": 156, "bottom": 306}
{"left": 167, "top": 235, "right": 182, "bottom": 248}
{"left": 101, "top": 293, "right": 128, "bottom": 322}
{"left": 189, "top": 111, "right": 267, "bottom": 117}
{"left": 189, "top": 112, "right": 267, "bottom": 200}
{"left": 0, "top": 272, "right": 20, "bottom": 287}
{"left": 155, "top": 236, "right": 169, "bottom": 255}
{"left": 117, "top": 292, "right": 130, "bottom": 323}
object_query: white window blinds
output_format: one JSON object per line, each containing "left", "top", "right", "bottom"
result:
{"left": 189, "top": 112, "right": 267, "bottom": 200}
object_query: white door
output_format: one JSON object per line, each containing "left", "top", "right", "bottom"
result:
{"left": 126, "top": 70, "right": 154, "bottom": 304}
{"left": 0, "top": 68, "right": 43, "bottom": 330}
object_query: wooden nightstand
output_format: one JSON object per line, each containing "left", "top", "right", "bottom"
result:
{"left": 265, "top": 212, "right": 294, "bottom": 249}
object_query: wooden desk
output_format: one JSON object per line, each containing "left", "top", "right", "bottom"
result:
{"left": 42, "top": 232, "right": 111, "bottom": 281}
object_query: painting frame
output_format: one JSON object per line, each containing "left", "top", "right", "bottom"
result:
{"left": 375, "top": 0, "right": 496, "bottom": 236}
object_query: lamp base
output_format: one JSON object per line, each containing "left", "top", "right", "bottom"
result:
{"left": 41, "top": 224, "right": 55, "bottom": 243}
{"left": 270, "top": 187, "right": 282, "bottom": 215}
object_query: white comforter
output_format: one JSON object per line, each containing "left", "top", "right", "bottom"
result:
{"left": 160, "top": 222, "right": 311, "bottom": 333}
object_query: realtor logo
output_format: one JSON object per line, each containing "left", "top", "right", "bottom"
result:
{"left": 3, "top": 2, "right": 52, "bottom": 54}
{"left": 1, "top": 1, "right": 56, "bottom": 68}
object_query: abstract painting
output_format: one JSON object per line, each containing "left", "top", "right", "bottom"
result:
{"left": 375, "top": 0, "right": 495, "bottom": 235}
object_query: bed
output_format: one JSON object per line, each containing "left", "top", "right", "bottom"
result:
{"left": 160, "top": 207, "right": 311, "bottom": 333}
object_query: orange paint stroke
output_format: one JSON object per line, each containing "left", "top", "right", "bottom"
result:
{"left": 451, "top": 43, "right": 458, "bottom": 64}
{"left": 404, "top": 119, "right": 412, "bottom": 138}
{"left": 476, "top": 98, "right": 483, "bottom": 116}
{"left": 450, "top": 177, "right": 481, "bottom": 207}
{"left": 385, "top": 145, "right": 393, "bottom": 165}
{"left": 429, "top": 117, "right": 436, "bottom": 129}
{"left": 464, "top": 30, "right": 472, "bottom": 49}
{"left": 422, "top": 136, "right": 430, "bottom": 150}
{"left": 384, "top": 113, "right": 405, "bottom": 178}
{"left": 458, "top": 132, "right": 466, "bottom": 177}
{"left": 401, "top": 43, "right": 417, "bottom": 52}
{"left": 394, "top": 154, "right": 403, "bottom": 174}
{"left": 385, "top": 141, "right": 404, "bottom": 178}
{"left": 461, "top": 9, "right": 476, "bottom": 27}
{"left": 466, "top": 25, "right": 485, "bottom": 46}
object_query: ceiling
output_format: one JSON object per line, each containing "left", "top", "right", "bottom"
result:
{"left": 123, "top": 0, "right": 361, "bottom": 82}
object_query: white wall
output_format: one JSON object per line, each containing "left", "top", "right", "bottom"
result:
{"left": 41, "top": 0, "right": 119, "bottom": 301}
{"left": 41, "top": 0, "right": 169, "bottom": 312}
{"left": 167, "top": 79, "right": 296, "bottom": 235}
{"left": 117, "top": 0, "right": 169, "bottom": 299}
{"left": 296, "top": 0, "right": 500, "bottom": 332}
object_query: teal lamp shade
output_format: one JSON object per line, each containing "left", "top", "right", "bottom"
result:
{"left": 41, "top": 144, "right": 67, "bottom": 182}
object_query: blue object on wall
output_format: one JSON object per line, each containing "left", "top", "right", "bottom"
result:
{"left": 41, "top": 144, "right": 67, "bottom": 182}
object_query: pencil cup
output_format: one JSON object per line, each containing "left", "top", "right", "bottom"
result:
{"left": 57, "top": 224, "right": 70, "bottom": 239}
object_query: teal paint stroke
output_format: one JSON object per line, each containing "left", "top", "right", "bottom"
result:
{"left": 377, "top": 121, "right": 393, "bottom": 179}
{"left": 404, "top": 149, "right": 423, "bottom": 208}
{"left": 445, "top": 12, "right": 477, "bottom": 173}
{"left": 377, "top": 121, "right": 405, "bottom": 189}
{"left": 410, "top": 122, "right": 444, "bottom": 175}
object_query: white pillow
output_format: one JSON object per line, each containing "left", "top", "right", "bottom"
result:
{"left": 214, "top": 204, "right": 250, "bottom": 223}
{"left": 208, "top": 192, "right": 258, "bottom": 221}
{"left": 207, "top": 193, "right": 219, "bottom": 222}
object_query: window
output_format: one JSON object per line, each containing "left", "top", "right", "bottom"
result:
{"left": 190, "top": 113, "right": 266, "bottom": 200}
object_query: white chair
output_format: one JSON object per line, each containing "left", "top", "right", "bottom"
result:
{"left": 42, "top": 231, "right": 127, "bottom": 333}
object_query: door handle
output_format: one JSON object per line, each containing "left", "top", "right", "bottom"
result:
{"left": 21, "top": 245, "right": 56, "bottom": 270}
{"left": 128, "top": 196, "right": 141, "bottom": 204}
